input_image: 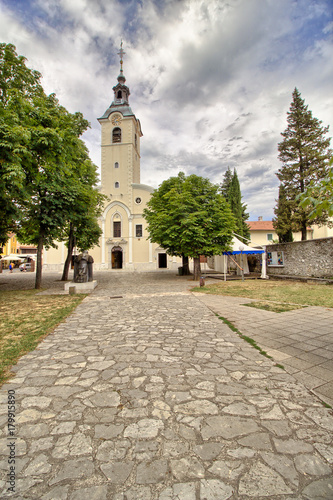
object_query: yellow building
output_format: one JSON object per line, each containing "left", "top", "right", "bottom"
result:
{"left": 45, "top": 48, "right": 179, "bottom": 272}
{"left": 0, "top": 233, "right": 19, "bottom": 257}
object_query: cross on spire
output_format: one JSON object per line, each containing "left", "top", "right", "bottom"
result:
{"left": 117, "top": 41, "right": 126, "bottom": 73}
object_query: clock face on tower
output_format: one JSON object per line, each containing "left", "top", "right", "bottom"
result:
{"left": 111, "top": 114, "right": 122, "bottom": 126}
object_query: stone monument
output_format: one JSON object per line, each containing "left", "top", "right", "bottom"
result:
{"left": 74, "top": 250, "right": 94, "bottom": 283}
{"left": 64, "top": 250, "right": 97, "bottom": 293}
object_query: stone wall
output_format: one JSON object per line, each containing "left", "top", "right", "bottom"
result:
{"left": 266, "top": 237, "right": 333, "bottom": 278}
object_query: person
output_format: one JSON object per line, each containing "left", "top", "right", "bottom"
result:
{"left": 9, "top": 263, "right": 13, "bottom": 273}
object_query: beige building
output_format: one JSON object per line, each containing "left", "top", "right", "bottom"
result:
{"left": 45, "top": 53, "right": 179, "bottom": 272}
{"left": 247, "top": 217, "right": 333, "bottom": 247}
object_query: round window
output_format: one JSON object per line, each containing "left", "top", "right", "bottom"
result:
{"left": 135, "top": 197, "right": 142, "bottom": 204}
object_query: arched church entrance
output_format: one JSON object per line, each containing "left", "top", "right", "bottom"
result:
{"left": 112, "top": 246, "right": 123, "bottom": 269}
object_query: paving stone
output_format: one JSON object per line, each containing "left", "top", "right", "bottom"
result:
{"left": 124, "top": 418, "right": 164, "bottom": 438}
{"left": 201, "top": 415, "right": 260, "bottom": 439}
{"left": 302, "top": 477, "right": 333, "bottom": 499}
{"left": 170, "top": 456, "right": 205, "bottom": 481}
{"left": 100, "top": 461, "right": 134, "bottom": 482}
{"left": 23, "top": 454, "right": 51, "bottom": 476}
{"left": 273, "top": 438, "right": 314, "bottom": 454}
{"left": 200, "top": 479, "right": 234, "bottom": 500}
{"left": 193, "top": 442, "right": 224, "bottom": 460}
{"left": 174, "top": 400, "right": 219, "bottom": 415}
{"left": 41, "top": 485, "right": 69, "bottom": 500}
{"left": 21, "top": 396, "right": 52, "bottom": 409}
{"left": 238, "top": 432, "right": 272, "bottom": 450}
{"left": 314, "top": 442, "right": 333, "bottom": 464}
{"left": 48, "top": 458, "right": 94, "bottom": 485}
{"left": 94, "top": 423, "right": 124, "bottom": 439}
{"left": 294, "top": 454, "right": 332, "bottom": 476}
{"left": 113, "top": 485, "right": 152, "bottom": 500}
{"left": 208, "top": 460, "right": 245, "bottom": 480}
{"left": 96, "top": 439, "right": 130, "bottom": 461}
{"left": 133, "top": 441, "right": 160, "bottom": 461}
{"left": 238, "top": 461, "right": 293, "bottom": 496}
{"left": 159, "top": 482, "right": 196, "bottom": 499}
{"left": 69, "top": 433, "right": 92, "bottom": 456}
{"left": 136, "top": 459, "right": 168, "bottom": 484}
{"left": 261, "top": 452, "right": 299, "bottom": 486}
{"left": 69, "top": 485, "right": 109, "bottom": 500}
{"left": 19, "top": 423, "right": 49, "bottom": 438}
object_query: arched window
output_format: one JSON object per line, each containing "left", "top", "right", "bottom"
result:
{"left": 112, "top": 127, "right": 121, "bottom": 143}
{"left": 117, "top": 90, "right": 122, "bottom": 99}
{"left": 114, "top": 162, "right": 119, "bottom": 168}
{"left": 115, "top": 182, "right": 119, "bottom": 188}
{"left": 113, "top": 221, "right": 121, "bottom": 237}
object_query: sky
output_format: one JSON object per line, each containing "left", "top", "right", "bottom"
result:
{"left": 1, "top": 0, "right": 332, "bottom": 220}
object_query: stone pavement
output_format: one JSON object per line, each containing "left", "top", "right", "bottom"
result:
{"left": 196, "top": 293, "right": 333, "bottom": 408}
{"left": 0, "top": 271, "right": 332, "bottom": 499}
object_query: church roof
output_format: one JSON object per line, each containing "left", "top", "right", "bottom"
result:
{"left": 98, "top": 104, "right": 135, "bottom": 120}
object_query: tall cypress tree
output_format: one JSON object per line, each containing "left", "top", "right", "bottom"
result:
{"left": 277, "top": 88, "right": 332, "bottom": 240}
{"left": 221, "top": 168, "right": 250, "bottom": 240}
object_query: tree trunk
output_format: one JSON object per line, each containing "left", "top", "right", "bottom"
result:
{"left": 182, "top": 254, "right": 190, "bottom": 275}
{"left": 301, "top": 220, "right": 307, "bottom": 240}
{"left": 61, "top": 223, "right": 74, "bottom": 281}
{"left": 193, "top": 257, "right": 201, "bottom": 281}
{"left": 35, "top": 235, "right": 44, "bottom": 289}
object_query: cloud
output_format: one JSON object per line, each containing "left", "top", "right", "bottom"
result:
{"left": 1, "top": 0, "right": 332, "bottom": 220}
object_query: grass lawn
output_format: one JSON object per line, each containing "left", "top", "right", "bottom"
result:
{"left": 0, "top": 290, "right": 86, "bottom": 385}
{"left": 192, "top": 279, "right": 333, "bottom": 309}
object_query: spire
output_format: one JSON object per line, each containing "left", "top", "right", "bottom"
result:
{"left": 117, "top": 40, "right": 126, "bottom": 83}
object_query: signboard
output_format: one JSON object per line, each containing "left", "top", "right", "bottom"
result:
{"left": 267, "top": 251, "right": 284, "bottom": 266}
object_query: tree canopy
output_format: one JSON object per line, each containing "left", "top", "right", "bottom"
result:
{"left": 298, "top": 158, "right": 333, "bottom": 221}
{"left": 276, "top": 87, "right": 332, "bottom": 240}
{"left": 0, "top": 43, "right": 102, "bottom": 288}
{"left": 143, "top": 172, "right": 236, "bottom": 279}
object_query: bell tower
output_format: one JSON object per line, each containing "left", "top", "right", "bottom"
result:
{"left": 98, "top": 42, "right": 143, "bottom": 201}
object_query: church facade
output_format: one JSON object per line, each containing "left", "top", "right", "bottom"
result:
{"left": 44, "top": 50, "right": 180, "bottom": 272}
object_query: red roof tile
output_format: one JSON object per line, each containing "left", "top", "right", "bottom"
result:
{"left": 246, "top": 221, "right": 274, "bottom": 231}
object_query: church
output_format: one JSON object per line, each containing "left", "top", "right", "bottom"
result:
{"left": 44, "top": 46, "right": 180, "bottom": 272}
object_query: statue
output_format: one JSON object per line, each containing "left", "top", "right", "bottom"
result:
{"left": 74, "top": 251, "right": 94, "bottom": 283}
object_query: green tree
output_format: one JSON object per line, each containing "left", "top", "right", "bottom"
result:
{"left": 0, "top": 43, "right": 42, "bottom": 244}
{"left": 221, "top": 168, "right": 250, "bottom": 240}
{"left": 277, "top": 88, "right": 332, "bottom": 240}
{"left": 298, "top": 157, "right": 333, "bottom": 221}
{"left": 220, "top": 167, "right": 233, "bottom": 199}
{"left": 16, "top": 93, "right": 98, "bottom": 289}
{"left": 273, "top": 184, "right": 294, "bottom": 242}
{"left": 144, "top": 172, "right": 235, "bottom": 280}
{"left": 0, "top": 44, "right": 102, "bottom": 289}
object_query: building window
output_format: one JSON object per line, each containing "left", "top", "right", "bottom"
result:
{"left": 112, "top": 127, "right": 121, "bottom": 143}
{"left": 136, "top": 225, "right": 143, "bottom": 238}
{"left": 267, "top": 233, "right": 273, "bottom": 241}
{"left": 115, "top": 182, "right": 119, "bottom": 188}
{"left": 117, "top": 90, "right": 122, "bottom": 99}
{"left": 113, "top": 221, "right": 121, "bottom": 238}
{"left": 135, "top": 134, "right": 137, "bottom": 150}
{"left": 115, "top": 162, "right": 119, "bottom": 168}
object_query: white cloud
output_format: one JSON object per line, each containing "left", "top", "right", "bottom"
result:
{"left": 1, "top": 0, "right": 332, "bottom": 220}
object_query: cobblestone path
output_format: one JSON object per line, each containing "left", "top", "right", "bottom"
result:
{"left": 0, "top": 273, "right": 332, "bottom": 499}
